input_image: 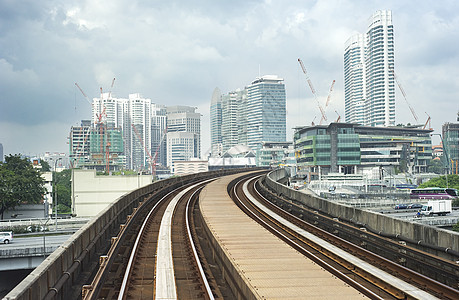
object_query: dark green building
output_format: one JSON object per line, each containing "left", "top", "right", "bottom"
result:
{"left": 294, "top": 123, "right": 432, "bottom": 177}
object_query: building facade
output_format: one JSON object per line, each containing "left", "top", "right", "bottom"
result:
{"left": 344, "top": 10, "right": 395, "bottom": 127}
{"left": 294, "top": 123, "right": 432, "bottom": 178}
{"left": 442, "top": 122, "right": 459, "bottom": 175}
{"left": 69, "top": 120, "right": 92, "bottom": 167}
{"left": 210, "top": 87, "right": 222, "bottom": 157}
{"left": 257, "top": 141, "right": 294, "bottom": 168}
{"left": 166, "top": 106, "right": 201, "bottom": 167}
{"left": 246, "top": 75, "right": 287, "bottom": 151}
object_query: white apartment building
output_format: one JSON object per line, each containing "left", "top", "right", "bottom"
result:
{"left": 166, "top": 106, "right": 201, "bottom": 167}
{"left": 221, "top": 90, "right": 239, "bottom": 153}
{"left": 344, "top": 10, "right": 395, "bottom": 127}
{"left": 128, "top": 93, "right": 152, "bottom": 171}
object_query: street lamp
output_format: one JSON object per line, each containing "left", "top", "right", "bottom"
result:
{"left": 53, "top": 157, "right": 62, "bottom": 231}
{"left": 431, "top": 134, "right": 450, "bottom": 188}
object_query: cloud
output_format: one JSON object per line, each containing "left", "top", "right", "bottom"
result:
{"left": 1, "top": 0, "right": 459, "bottom": 156}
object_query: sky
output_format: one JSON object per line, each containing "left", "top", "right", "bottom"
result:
{"left": 1, "top": 0, "right": 459, "bottom": 158}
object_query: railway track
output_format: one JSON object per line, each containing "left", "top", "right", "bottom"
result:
{"left": 231, "top": 175, "right": 459, "bottom": 300}
{"left": 82, "top": 179, "right": 227, "bottom": 299}
{"left": 80, "top": 171, "right": 457, "bottom": 299}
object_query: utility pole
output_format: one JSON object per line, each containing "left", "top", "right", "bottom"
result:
{"left": 53, "top": 157, "right": 62, "bottom": 231}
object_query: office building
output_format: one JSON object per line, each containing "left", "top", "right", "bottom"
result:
{"left": 442, "top": 121, "right": 459, "bottom": 175}
{"left": 69, "top": 120, "right": 92, "bottom": 167}
{"left": 210, "top": 88, "right": 222, "bottom": 157}
{"left": 294, "top": 123, "right": 432, "bottom": 178}
{"left": 257, "top": 142, "right": 294, "bottom": 168}
{"left": 246, "top": 75, "right": 287, "bottom": 151}
{"left": 344, "top": 10, "right": 395, "bottom": 127}
{"left": 151, "top": 104, "right": 167, "bottom": 168}
{"left": 166, "top": 106, "right": 201, "bottom": 167}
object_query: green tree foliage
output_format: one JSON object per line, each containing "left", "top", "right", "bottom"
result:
{"left": 428, "top": 159, "right": 444, "bottom": 174}
{"left": 0, "top": 154, "right": 46, "bottom": 219}
{"left": 418, "top": 174, "right": 459, "bottom": 190}
{"left": 40, "top": 160, "right": 51, "bottom": 172}
{"left": 55, "top": 169, "right": 72, "bottom": 213}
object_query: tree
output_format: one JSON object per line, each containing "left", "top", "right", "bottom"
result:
{"left": 418, "top": 174, "right": 459, "bottom": 190}
{"left": 40, "top": 160, "right": 51, "bottom": 172}
{"left": 0, "top": 154, "right": 46, "bottom": 219}
{"left": 428, "top": 159, "right": 444, "bottom": 174}
{"left": 55, "top": 169, "right": 72, "bottom": 213}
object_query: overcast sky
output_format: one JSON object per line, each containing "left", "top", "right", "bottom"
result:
{"left": 1, "top": 0, "right": 459, "bottom": 158}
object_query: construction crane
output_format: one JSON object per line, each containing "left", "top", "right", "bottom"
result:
{"left": 335, "top": 110, "right": 341, "bottom": 123}
{"left": 391, "top": 69, "right": 418, "bottom": 123}
{"left": 423, "top": 112, "right": 432, "bottom": 130}
{"left": 131, "top": 123, "right": 154, "bottom": 174}
{"left": 298, "top": 58, "right": 327, "bottom": 123}
{"left": 320, "top": 80, "right": 335, "bottom": 124}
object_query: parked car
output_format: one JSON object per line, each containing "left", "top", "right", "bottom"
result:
{"left": 394, "top": 204, "right": 408, "bottom": 209}
{"left": 0, "top": 231, "right": 13, "bottom": 244}
{"left": 408, "top": 203, "right": 423, "bottom": 209}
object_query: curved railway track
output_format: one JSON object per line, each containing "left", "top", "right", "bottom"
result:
{"left": 81, "top": 171, "right": 458, "bottom": 299}
{"left": 83, "top": 179, "right": 227, "bottom": 299}
{"left": 231, "top": 174, "right": 459, "bottom": 300}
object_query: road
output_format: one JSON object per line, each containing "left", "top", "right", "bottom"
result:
{"left": 0, "top": 234, "right": 73, "bottom": 250}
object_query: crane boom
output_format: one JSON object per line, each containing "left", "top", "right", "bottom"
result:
{"left": 391, "top": 69, "right": 418, "bottom": 123}
{"left": 75, "top": 83, "right": 92, "bottom": 105}
{"left": 298, "top": 58, "right": 327, "bottom": 122}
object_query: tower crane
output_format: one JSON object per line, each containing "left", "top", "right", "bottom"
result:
{"left": 320, "top": 80, "right": 335, "bottom": 124}
{"left": 391, "top": 69, "right": 418, "bottom": 123}
{"left": 423, "top": 112, "right": 432, "bottom": 130}
{"left": 298, "top": 58, "right": 327, "bottom": 123}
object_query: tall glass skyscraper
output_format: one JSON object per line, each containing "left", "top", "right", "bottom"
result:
{"left": 210, "top": 87, "right": 222, "bottom": 157}
{"left": 246, "top": 75, "right": 286, "bottom": 151}
{"left": 344, "top": 10, "right": 395, "bottom": 127}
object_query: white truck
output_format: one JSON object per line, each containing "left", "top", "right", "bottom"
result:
{"left": 420, "top": 199, "right": 452, "bottom": 216}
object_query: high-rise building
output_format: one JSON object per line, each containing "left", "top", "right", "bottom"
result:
{"left": 128, "top": 93, "right": 152, "bottom": 171}
{"left": 221, "top": 90, "right": 239, "bottom": 153}
{"left": 246, "top": 75, "right": 286, "bottom": 151}
{"left": 151, "top": 104, "right": 167, "bottom": 168}
{"left": 0, "top": 143, "right": 3, "bottom": 162}
{"left": 442, "top": 121, "right": 459, "bottom": 175}
{"left": 69, "top": 120, "right": 92, "bottom": 167}
{"left": 344, "top": 10, "right": 395, "bottom": 127}
{"left": 344, "top": 34, "right": 365, "bottom": 124}
{"left": 166, "top": 106, "right": 201, "bottom": 167}
{"left": 236, "top": 89, "right": 248, "bottom": 146}
{"left": 210, "top": 88, "right": 222, "bottom": 157}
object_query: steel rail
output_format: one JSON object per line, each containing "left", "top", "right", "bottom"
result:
{"left": 231, "top": 175, "right": 384, "bottom": 299}
{"left": 117, "top": 189, "right": 175, "bottom": 300}
{"left": 254, "top": 177, "right": 459, "bottom": 299}
{"left": 185, "top": 187, "right": 215, "bottom": 300}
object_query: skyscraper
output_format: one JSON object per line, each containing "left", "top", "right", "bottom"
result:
{"left": 344, "top": 10, "right": 395, "bottom": 127}
{"left": 166, "top": 106, "right": 201, "bottom": 167}
{"left": 221, "top": 90, "right": 239, "bottom": 153}
{"left": 210, "top": 88, "right": 222, "bottom": 157}
{"left": 246, "top": 75, "right": 286, "bottom": 151}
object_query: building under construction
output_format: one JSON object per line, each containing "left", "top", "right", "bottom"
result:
{"left": 69, "top": 120, "right": 125, "bottom": 172}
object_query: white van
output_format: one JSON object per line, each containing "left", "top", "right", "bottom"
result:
{"left": 0, "top": 231, "right": 13, "bottom": 244}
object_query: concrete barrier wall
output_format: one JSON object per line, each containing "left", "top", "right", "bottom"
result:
{"left": 5, "top": 168, "right": 248, "bottom": 300}
{"left": 266, "top": 168, "right": 459, "bottom": 252}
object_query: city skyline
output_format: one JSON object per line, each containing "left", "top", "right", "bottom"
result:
{"left": 1, "top": 1, "right": 459, "bottom": 156}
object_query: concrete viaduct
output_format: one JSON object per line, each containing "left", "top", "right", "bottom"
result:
{"left": 4, "top": 168, "right": 459, "bottom": 299}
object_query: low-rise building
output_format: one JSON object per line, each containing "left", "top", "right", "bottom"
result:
{"left": 294, "top": 123, "right": 432, "bottom": 180}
